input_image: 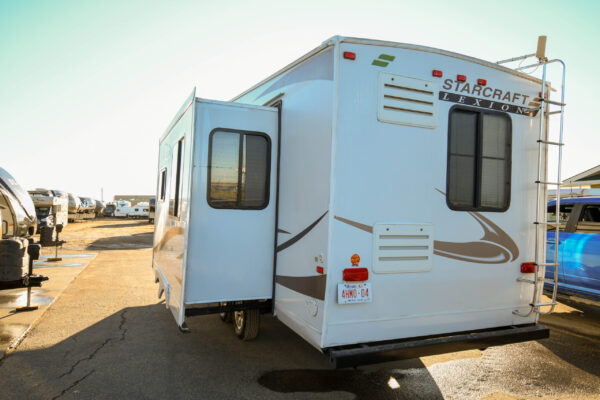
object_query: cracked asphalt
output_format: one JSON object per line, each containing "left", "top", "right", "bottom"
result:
{"left": 0, "top": 219, "right": 598, "bottom": 399}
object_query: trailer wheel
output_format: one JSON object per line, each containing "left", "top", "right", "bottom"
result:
{"left": 233, "top": 309, "right": 260, "bottom": 340}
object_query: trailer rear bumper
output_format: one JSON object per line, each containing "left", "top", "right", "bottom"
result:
{"left": 326, "top": 324, "right": 549, "bottom": 369}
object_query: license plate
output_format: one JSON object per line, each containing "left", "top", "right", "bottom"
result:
{"left": 337, "top": 283, "right": 372, "bottom": 304}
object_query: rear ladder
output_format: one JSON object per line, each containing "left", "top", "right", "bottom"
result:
{"left": 497, "top": 36, "right": 566, "bottom": 316}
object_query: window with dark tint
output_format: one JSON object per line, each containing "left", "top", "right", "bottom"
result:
{"left": 208, "top": 129, "right": 270, "bottom": 209}
{"left": 576, "top": 204, "right": 600, "bottom": 233}
{"left": 169, "top": 138, "right": 184, "bottom": 217}
{"left": 159, "top": 168, "right": 167, "bottom": 201}
{"left": 447, "top": 108, "right": 511, "bottom": 211}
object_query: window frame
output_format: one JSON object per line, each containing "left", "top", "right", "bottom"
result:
{"left": 446, "top": 105, "right": 512, "bottom": 212}
{"left": 158, "top": 168, "right": 167, "bottom": 201}
{"left": 207, "top": 128, "right": 272, "bottom": 210}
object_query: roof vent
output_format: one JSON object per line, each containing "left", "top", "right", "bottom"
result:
{"left": 377, "top": 73, "right": 438, "bottom": 129}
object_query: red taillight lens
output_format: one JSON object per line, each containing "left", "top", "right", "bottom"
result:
{"left": 457, "top": 74, "right": 467, "bottom": 82}
{"left": 316, "top": 266, "right": 324, "bottom": 274}
{"left": 343, "top": 51, "right": 356, "bottom": 60}
{"left": 521, "top": 262, "right": 536, "bottom": 273}
{"left": 432, "top": 70, "right": 443, "bottom": 77}
{"left": 343, "top": 267, "right": 369, "bottom": 281}
{"left": 477, "top": 78, "right": 487, "bottom": 86}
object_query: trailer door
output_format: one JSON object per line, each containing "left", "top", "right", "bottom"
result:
{"left": 181, "top": 100, "right": 278, "bottom": 320}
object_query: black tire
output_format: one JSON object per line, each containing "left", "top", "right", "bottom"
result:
{"left": 233, "top": 309, "right": 260, "bottom": 340}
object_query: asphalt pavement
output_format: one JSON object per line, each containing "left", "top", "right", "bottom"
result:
{"left": 0, "top": 219, "right": 598, "bottom": 400}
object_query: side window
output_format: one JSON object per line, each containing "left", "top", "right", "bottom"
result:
{"left": 575, "top": 204, "right": 600, "bottom": 233}
{"left": 447, "top": 108, "right": 511, "bottom": 211}
{"left": 158, "top": 168, "right": 167, "bottom": 201}
{"left": 547, "top": 204, "right": 575, "bottom": 231}
{"left": 169, "top": 138, "right": 184, "bottom": 218}
{"left": 207, "top": 129, "right": 270, "bottom": 209}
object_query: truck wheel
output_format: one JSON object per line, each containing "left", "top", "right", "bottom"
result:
{"left": 233, "top": 309, "right": 260, "bottom": 340}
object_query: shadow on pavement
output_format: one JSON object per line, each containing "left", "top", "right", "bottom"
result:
{"left": 86, "top": 233, "right": 153, "bottom": 251}
{"left": 93, "top": 222, "right": 151, "bottom": 229}
{"left": 0, "top": 303, "right": 445, "bottom": 399}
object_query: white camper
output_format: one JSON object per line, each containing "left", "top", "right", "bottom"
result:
{"left": 128, "top": 202, "right": 149, "bottom": 219}
{"left": 153, "top": 36, "right": 565, "bottom": 367}
{"left": 114, "top": 200, "right": 132, "bottom": 217}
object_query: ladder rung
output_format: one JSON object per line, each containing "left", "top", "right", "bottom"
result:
{"left": 532, "top": 301, "right": 557, "bottom": 307}
{"left": 535, "top": 180, "right": 562, "bottom": 186}
{"left": 546, "top": 111, "right": 563, "bottom": 115}
{"left": 537, "top": 263, "right": 559, "bottom": 267}
{"left": 534, "top": 221, "right": 560, "bottom": 225}
{"left": 517, "top": 278, "right": 535, "bottom": 284}
{"left": 518, "top": 277, "right": 558, "bottom": 285}
{"left": 537, "top": 139, "right": 564, "bottom": 146}
{"left": 541, "top": 98, "right": 566, "bottom": 107}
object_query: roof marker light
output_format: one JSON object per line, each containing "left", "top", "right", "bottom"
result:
{"left": 521, "top": 262, "right": 536, "bottom": 274}
{"left": 457, "top": 74, "right": 467, "bottom": 82}
{"left": 432, "top": 70, "right": 443, "bottom": 77}
{"left": 477, "top": 79, "right": 487, "bottom": 86}
{"left": 343, "top": 51, "right": 356, "bottom": 60}
{"left": 316, "top": 266, "right": 324, "bottom": 274}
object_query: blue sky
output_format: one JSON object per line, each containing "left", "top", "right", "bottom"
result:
{"left": 0, "top": 0, "right": 598, "bottom": 200}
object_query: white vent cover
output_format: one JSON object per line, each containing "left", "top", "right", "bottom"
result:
{"left": 372, "top": 223, "right": 434, "bottom": 273}
{"left": 377, "top": 73, "right": 438, "bottom": 129}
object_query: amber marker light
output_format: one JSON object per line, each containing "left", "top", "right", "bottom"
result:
{"left": 350, "top": 254, "right": 360, "bottom": 266}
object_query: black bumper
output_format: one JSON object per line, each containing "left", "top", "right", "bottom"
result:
{"left": 327, "top": 324, "right": 549, "bottom": 369}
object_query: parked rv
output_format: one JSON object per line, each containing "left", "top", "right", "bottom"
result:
{"left": 0, "top": 168, "right": 37, "bottom": 238}
{"left": 67, "top": 193, "right": 82, "bottom": 222}
{"left": 114, "top": 200, "right": 131, "bottom": 217}
{"left": 153, "top": 36, "right": 563, "bottom": 367}
{"left": 94, "top": 200, "right": 106, "bottom": 217}
{"left": 149, "top": 198, "right": 155, "bottom": 223}
{"left": 78, "top": 197, "right": 96, "bottom": 220}
{"left": 28, "top": 189, "right": 69, "bottom": 230}
{"left": 128, "top": 202, "right": 149, "bottom": 219}
{"left": 104, "top": 203, "right": 116, "bottom": 217}
{"left": 546, "top": 197, "right": 600, "bottom": 302}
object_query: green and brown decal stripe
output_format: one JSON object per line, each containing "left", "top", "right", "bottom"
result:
{"left": 372, "top": 54, "right": 395, "bottom": 67}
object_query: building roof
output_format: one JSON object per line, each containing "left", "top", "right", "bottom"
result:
{"left": 563, "top": 164, "right": 600, "bottom": 186}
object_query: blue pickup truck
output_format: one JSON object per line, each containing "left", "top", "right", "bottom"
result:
{"left": 546, "top": 197, "right": 600, "bottom": 301}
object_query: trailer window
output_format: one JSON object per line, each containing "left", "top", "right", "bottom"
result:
{"left": 208, "top": 129, "right": 270, "bottom": 209}
{"left": 169, "top": 138, "right": 184, "bottom": 218}
{"left": 447, "top": 108, "right": 511, "bottom": 211}
{"left": 158, "top": 168, "right": 167, "bottom": 201}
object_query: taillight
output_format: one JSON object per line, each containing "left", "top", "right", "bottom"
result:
{"left": 343, "top": 267, "right": 369, "bottom": 281}
{"left": 521, "top": 262, "right": 536, "bottom": 273}
{"left": 316, "top": 266, "right": 324, "bottom": 274}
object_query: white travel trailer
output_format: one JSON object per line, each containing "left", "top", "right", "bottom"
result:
{"left": 114, "top": 200, "right": 132, "bottom": 217}
{"left": 128, "top": 202, "right": 149, "bottom": 219}
{"left": 153, "top": 36, "right": 565, "bottom": 367}
{"left": 29, "top": 189, "right": 69, "bottom": 229}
